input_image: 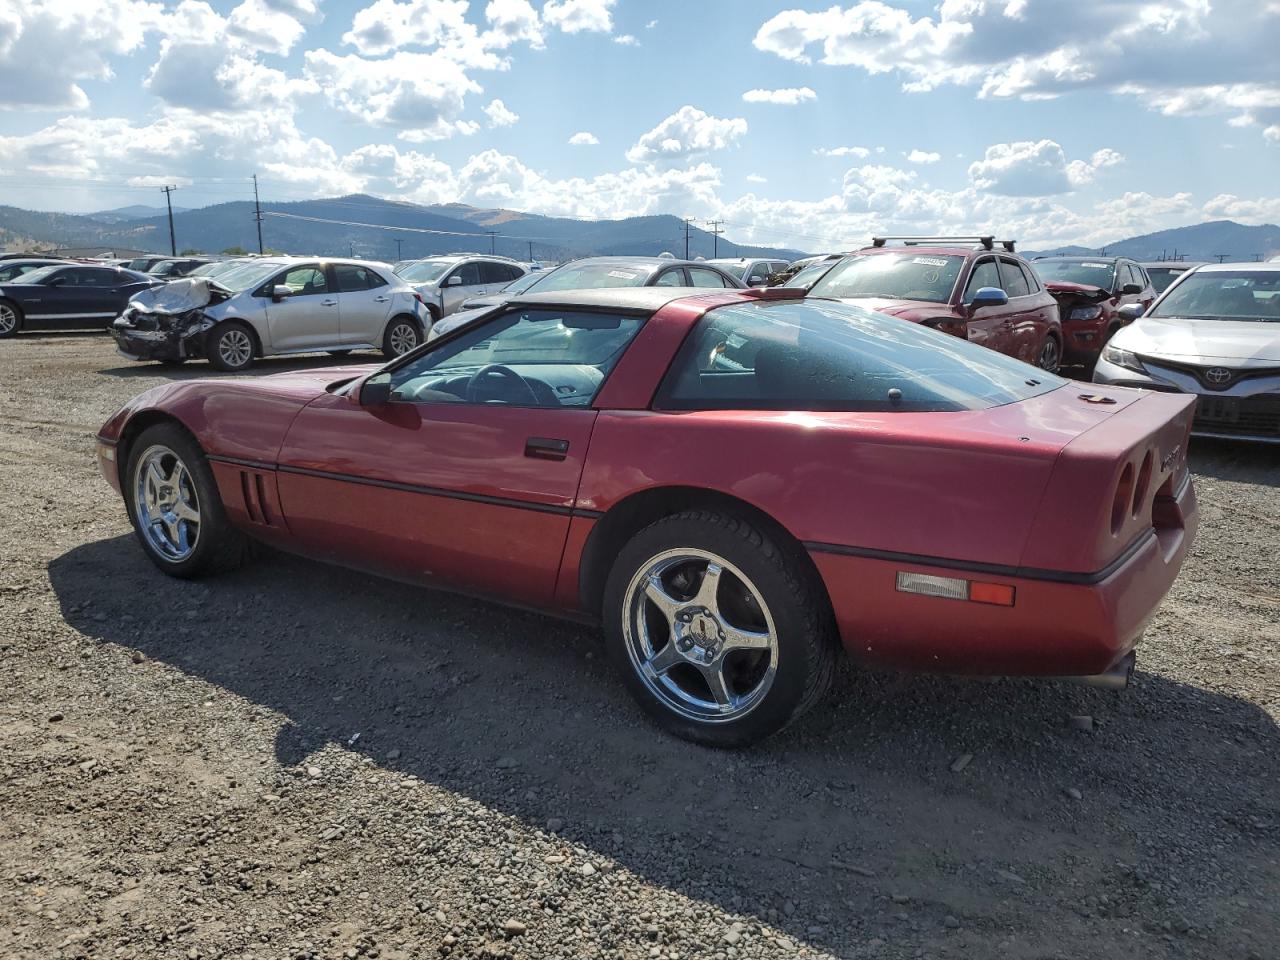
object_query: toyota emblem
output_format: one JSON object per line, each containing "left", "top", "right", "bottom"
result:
{"left": 1204, "top": 367, "right": 1232, "bottom": 386}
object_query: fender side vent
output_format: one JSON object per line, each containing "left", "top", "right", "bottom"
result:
{"left": 239, "top": 471, "right": 274, "bottom": 526}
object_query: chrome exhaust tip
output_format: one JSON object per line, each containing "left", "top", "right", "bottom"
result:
{"left": 1078, "top": 651, "right": 1136, "bottom": 690}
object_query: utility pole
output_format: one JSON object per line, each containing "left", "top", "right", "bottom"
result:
{"left": 527, "top": 241, "right": 534, "bottom": 261}
{"left": 1214, "top": 253, "right": 1229, "bottom": 263}
{"left": 485, "top": 230, "right": 497, "bottom": 254}
{"left": 683, "top": 218, "right": 694, "bottom": 259}
{"left": 707, "top": 219, "right": 725, "bottom": 257}
{"left": 349, "top": 242, "right": 354, "bottom": 258}
{"left": 252, "top": 174, "right": 264, "bottom": 254}
{"left": 393, "top": 238, "right": 403, "bottom": 261}
{"left": 161, "top": 184, "right": 178, "bottom": 255}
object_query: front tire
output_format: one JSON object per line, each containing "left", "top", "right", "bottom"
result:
{"left": 382, "top": 316, "right": 422, "bottom": 358}
{"left": 208, "top": 321, "right": 256, "bottom": 372}
{"left": 1036, "top": 334, "right": 1061, "bottom": 374}
{"left": 0, "top": 299, "right": 23, "bottom": 338}
{"left": 124, "top": 423, "right": 252, "bottom": 579}
{"left": 603, "top": 510, "right": 838, "bottom": 747}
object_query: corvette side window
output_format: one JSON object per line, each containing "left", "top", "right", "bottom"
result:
{"left": 386, "top": 308, "right": 645, "bottom": 407}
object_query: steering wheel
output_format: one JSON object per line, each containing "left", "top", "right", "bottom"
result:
{"left": 466, "top": 363, "right": 540, "bottom": 404}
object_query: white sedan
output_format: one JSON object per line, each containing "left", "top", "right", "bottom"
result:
{"left": 1093, "top": 261, "right": 1280, "bottom": 443}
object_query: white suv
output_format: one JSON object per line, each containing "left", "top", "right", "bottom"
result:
{"left": 112, "top": 257, "right": 431, "bottom": 372}
{"left": 395, "top": 255, "right": 528, "bottom": 318}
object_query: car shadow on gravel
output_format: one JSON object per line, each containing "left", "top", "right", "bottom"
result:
{"left": 48, "top": 535, "right": 1280, "bottom": 955}
{"left": 1190, "top": 438, "right": 1280, "bottom": 488}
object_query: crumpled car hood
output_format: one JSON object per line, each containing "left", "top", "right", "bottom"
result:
{"left": 1118, "top": 315, "right": 1280, "bottom": 364}
{"left": 126, "top": 277, "right": 219, "bottom": 314}
{"left": 1045, "top": 281, "right": 1110, "bottom": 304}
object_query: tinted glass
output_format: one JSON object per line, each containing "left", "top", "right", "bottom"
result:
{"left": 999, "top": 258, "right": 1031, "bottom": 297}
{"left": 479, "top": 262, "right": 511, "bottom": 284}
{"left": 386, "top": 308, "right": 645, "bottom": 407}
{"left": 398, "top": 260, "right": 453, "bottom": 283}
{"left": 715, "top": 262, "right": 749, "bottom": 280}
{"left": 964, "top": 259, "right": 1001, "bottom": 298}
{"left": 502, "top": 270, "right": 542, "bottom": 293}
{"left": 781, "top": 259, "right": 838, "bottom": 290}
{"left": 659, "top": 299, "right": 1065, "bottom": 412}
{"left": 1149, "top": 270, "right": 1280, "bottom": 321}
{"left": 0, "top": 262, "right": 52, "bottom": 282}
{"left": 1146, "top": 266, "right": 1185, "bottom": 294}
{"left": 65, "top": 267, "right": 116, "bottom": 286}
{"left": 746, "top": 264, "right": 771, "bottom": 283}
{"left": 1018, "top": 261, "right": 1040, "bottom": 292}
{"left": 13, "top": 265, "right": 61, "bottom": 284}
{"left": 451, "top": 262, "right": 482, "bottom": 285}
{"left": 334, "top": 264, "right": 385, "bottom": 292}
{"left": 503, "top": 264, "right": 525, "bottom": 281}
{"left": 280, "top": 265, "right": 328, "bottom": 295}
{"left": 810, "top": 253, "right": 964, "bottom": 304}
{"left": 688, "top": 267, "right": 730, "bottom": 288}
{"left": 1036, "top": 259, "right": 1117, "bottom": 290}
{"left": 529, "top": 261, "right": 659, "bottom": 291}
{"left": 653, "top": 269, "right": 684, "bottom": 286}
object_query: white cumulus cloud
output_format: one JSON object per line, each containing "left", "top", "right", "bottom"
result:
{"left": 626, "top": 106, "right": 748, "bottom": 165}
{"left": 815, "top": 146, "right": 871, "bottom": 158}
{"left": 742, "top": 87, "right": 817, "bottom": 105}
{"left": 542, "top": 0, "right": 614, "bottom": 34}
{"left": 968, "top": 140, "right": 1123, "bottom": 196}
{"left": 906, "top": 149, "right": 940, "bottom": 164}
{"left": 483, "top": 98, "right": 518, "bottom": 127}
{"left": 568, "top": 131, "right": 599, "bottom": 145}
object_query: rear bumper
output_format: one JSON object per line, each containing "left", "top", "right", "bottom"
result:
{"left": 809, "top": 476, "right": 1197, "bottom": 677}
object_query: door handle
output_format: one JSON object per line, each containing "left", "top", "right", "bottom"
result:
{"left": 525, "top": 437, "right": 569, "bottom": 461}
{"left": 373, "top": 295, "right": 390, "bottom": 302}
{"left": 320, "top": 299, "right": 338, "bottom": 306}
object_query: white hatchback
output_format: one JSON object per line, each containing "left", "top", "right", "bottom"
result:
{"left": 113, "top": 257, "right": 432, "bottom": 372}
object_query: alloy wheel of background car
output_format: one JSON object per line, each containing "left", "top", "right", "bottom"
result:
{"left": 211, "top": 324, "right": 254, "bottom": 371}
{"left": 604, "top": 510, "right": 838, "bottom": 747}
{"left": 133, "top": 444, "right": 202, "bottom": 563}
{"left": 622, "top": 547, "right": 780, "bottom": 724}
{"left": 385, "top": 318, "right": 421, "bottom": 357}
{"left": 0, "top": 300, "right": 20, "bottom": 337}
{"left": 124, "top": 423, "right": 252, "bottom": 578}
{"left": 1038, "top": 337, "right": 1061, "bottom": 373}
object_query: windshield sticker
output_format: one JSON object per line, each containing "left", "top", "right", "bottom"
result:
{"left": 911, "top": 257, "right": 948, "bottom": 267}
{"left": 607, "top": 270, "right": 638, "bottom": 280}
{"left": 1081, "top": 262, "right": 1109, "bottom": 269}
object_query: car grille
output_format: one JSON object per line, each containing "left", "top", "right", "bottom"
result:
{"left": 1143, "top": 357, "right": 1280, "bottom": 391}
{"left": 1194, "top": 395, "right": 1280, "bottom": 438}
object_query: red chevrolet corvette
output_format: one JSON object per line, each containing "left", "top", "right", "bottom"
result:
{"left": 97, "top": 288, "right": 1197, "bottom": 746}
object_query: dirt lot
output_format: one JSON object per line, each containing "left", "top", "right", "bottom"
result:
{"left": 2, "top": 332, "right": 1277, "bottom": 960}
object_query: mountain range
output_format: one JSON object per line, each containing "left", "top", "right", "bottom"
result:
{"left": 0, "top": 193, "right": 1277, "bottom": 265}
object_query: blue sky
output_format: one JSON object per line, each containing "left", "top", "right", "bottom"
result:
{"left": 0, "top": 0, "right": 1276, "bottom": 250}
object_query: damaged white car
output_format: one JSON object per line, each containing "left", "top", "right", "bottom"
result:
{"left": 111, "top": 257, "right": 432, "bottom": 371}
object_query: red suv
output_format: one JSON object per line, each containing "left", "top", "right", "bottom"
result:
{"left": 1032, "top": 256, "right": 1155, "bottom": 372}
{"left": 805, "top": 237, "right": 1064, "bottom": 371}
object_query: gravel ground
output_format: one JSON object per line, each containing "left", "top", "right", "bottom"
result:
{"left": 2, "top": 333, "right": 1277, "bottom": 960}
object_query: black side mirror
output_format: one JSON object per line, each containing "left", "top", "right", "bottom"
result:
{"left": 1121, "top": 283, "right": 1143, "bottom": 295}
{"left": 358, "top": 372, "right": 392, "bottom": 407}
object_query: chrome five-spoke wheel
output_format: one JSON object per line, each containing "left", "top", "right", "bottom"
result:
{"left": 623, "top": 548, "right": 779, "bottom": 723}
{"left": 133, "top": 445, "right": 201, "bottom": 562}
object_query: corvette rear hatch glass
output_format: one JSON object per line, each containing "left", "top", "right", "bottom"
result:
{"left": 660, "top": 299, "right": 1067, "bottom": 412}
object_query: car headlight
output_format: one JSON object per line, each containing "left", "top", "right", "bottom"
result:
{"left": 1102, "top": 344, "right": 1145, "bottom": 373}
{"left": 1069, "top": 305, "right": 1103, "bottom": 321}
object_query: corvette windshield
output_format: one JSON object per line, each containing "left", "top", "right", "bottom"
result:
{"left": 1149, "top": 270, "right": 1280, "bottom": 322}
{"left": 808, "top": 253, "right": 963, "bottom": 304}
{"left": 525, "top": 262, "right": 657, "bottom": 291}
{"left": 1036, "top": 259, "right": 1117, "bottom": 290}
{"left": 398, "top": 260, "right": 454, "bottom": 284}
{"left": 660, "top": 299, "right": 1067, "bottom": 412}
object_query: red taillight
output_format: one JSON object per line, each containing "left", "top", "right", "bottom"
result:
{"left": 968, "top": 582, "right": 1016, "bottom": 607}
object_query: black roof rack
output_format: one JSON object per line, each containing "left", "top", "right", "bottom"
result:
{"left": 871, "top": 235, "right": 1016, "bottom": 252}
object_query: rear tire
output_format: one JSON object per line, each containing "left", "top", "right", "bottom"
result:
{"left": 603, "top": 510, "right": 839, "bottom": 747}
{"left": 0, "top": 299, "right": 23, "bottom": 338}
{"left": 123, "top": 422, "right": 252, "bottom": 579}
{"left": 207, "top": 321, "right": 256, "bottom": 372}
{"left": 382, "top": 316, "right": 422, "bottom": 358}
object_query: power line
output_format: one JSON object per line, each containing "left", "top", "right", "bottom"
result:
{"left": 160, "top": 185, "right": 178, "bottom": 255}
{"left": 252, "top": 174, "right": 264, "bottom": 255}
{"left": 707, "top": 219, "right": 725, "bottom": 257}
